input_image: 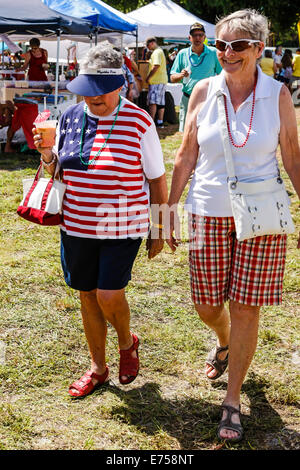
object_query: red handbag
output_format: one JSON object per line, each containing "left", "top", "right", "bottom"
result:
{"left": 17, "top": 163, "right": 66, "bottom": 226}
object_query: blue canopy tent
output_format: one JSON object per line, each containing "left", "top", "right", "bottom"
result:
{"left": 42, "top": 0, "right": 137, "bottom": 35}
{"left": 0, "top": 0, "right": 92, "bottom": 35}
{"left": 0, "top": 0, "right": 93, "bottom": 108}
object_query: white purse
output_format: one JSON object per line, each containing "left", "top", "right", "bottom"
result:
{"left": 17, "top": 162, "right": 66, "bottom": 226}
{"left": 216, "top": 90, "right": 295, "bottom": 241}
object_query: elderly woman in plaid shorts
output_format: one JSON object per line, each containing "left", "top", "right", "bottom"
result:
{"left": 167, "top": 9, "right": 300, "bottom": 442}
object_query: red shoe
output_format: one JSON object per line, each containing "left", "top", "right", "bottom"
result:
{"left": 68, "top": 367, "right": 109, "bottom": 398}
{"left": 119, "top": 333, "right": 139, "bottom": 385}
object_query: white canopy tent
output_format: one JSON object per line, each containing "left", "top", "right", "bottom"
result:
{"left": 125, "top": 0, "right": 215, "bottom": 45}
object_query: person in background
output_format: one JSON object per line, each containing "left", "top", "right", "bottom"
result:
{"left": 19, "top": 38, "right": 49, "bottom": 81}
{"left": 145, "top": 37, "right": 168, "bottom": 128}
{"left": 278, "top": 50, "right": 293, "bottom": 92}
{"left": 292, "top": 49, "right": 300, "bottom": 78}
{"left": 273, "top": 45, "right": 283, "bottom": 78}
{"left": 127, "top": 49, "right": 143, "bottom": 96}
{"left": 170, "top": 23, "right": 222, "bottom": 132}
{"left": 259, "top": 49, "right": 276, "bottom": 77}
{"left": 292, "top": 48, "right": 300, "bottom": 90}
{"left": 120, "top": 60, "right": 134, "bottom": 101}
{"left": 166, "top": 48, "right": 178, "bottom": 81}
{"left": 1, "top": 101, "right": 15, "bottom": 153}
{"left": 33, "top": 43, "right": 168, "bottom": 399}
{"left": 2, "top": 49, "right": 12, "bottom": 65}
{"left": 122, "top": 48, "right": 132, "bottom": 71}
{"left": 0, "top": 100, "right": 14, "bottom": 133}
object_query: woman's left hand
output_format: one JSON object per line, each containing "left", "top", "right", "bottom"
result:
{"left": 146, "top": 228, "right": 164, "bottom": 259}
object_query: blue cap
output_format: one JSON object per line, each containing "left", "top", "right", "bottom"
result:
{"left": 67, "top": 66, "right": 125, "bottom": 96}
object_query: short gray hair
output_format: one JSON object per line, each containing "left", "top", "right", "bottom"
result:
{"left": 215, "top": 9, "right": 269, "bottom": 44}
{"left": 80, "top": 43, "right": 122, "bottom": 70}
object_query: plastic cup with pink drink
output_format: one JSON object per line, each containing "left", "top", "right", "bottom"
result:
{"left": 34, "top": 110, "right": 57, "bottom": 148}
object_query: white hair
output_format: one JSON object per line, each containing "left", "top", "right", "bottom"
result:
{"left": 215, "top": 9, "right": 269, "bottom": 43}
{"left": 80, "top": 42, "right": 122, "bottom": 70}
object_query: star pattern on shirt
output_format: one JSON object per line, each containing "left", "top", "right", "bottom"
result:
{"left": 59, "top": 108, "right": 98, "bottom": 167}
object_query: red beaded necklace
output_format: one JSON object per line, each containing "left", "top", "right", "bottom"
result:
{"left": 224, "top": 75, "right": 257, "bottom": 148}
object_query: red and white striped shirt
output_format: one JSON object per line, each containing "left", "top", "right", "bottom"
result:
{"left": 55, "top": 98, "right": 165, "bottom": 239}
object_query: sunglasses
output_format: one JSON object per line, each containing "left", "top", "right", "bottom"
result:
{"left": 191, "top": 32, "right": 205, "bottom": 38}
{"left": 215, "top": 39, "right": 260, "bottom": 52}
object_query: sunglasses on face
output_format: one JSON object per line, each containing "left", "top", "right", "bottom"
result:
{"left": 215, "top": 39, "right": 260, "bottom": 52}
{"left": 191, "top": 32, "right": 205, "bottom": 38}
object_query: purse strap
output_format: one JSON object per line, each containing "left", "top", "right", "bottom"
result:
{"left": 216, "top": 90, "right": 237, "bottom": 181}
{"left": 216, "top": 90, "right": 283, "bottom": 184}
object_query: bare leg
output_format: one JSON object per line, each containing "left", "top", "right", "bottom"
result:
{"left": 148, "top": 103, "right": 157, "bottom": 121}
{"left": 195, "top": 303, "right": 230, "bottom": 378}
{"left": 96, "top": 288, "right": 137, "bottom": 382}
{"left": 4, "top": 126, "right": 15, "bottom": 153}
{"left": 219, "top": 301, "right": 260, "bottom": 440}
{"left": 69, "top": 289, "right": 107, "bottom": 396}
{"left": 157, "top": 107, "right": 165, "bottom": 122}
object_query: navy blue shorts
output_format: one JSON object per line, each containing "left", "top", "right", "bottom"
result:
{"left": 60, "top": 230, "right": 143, "bottom": 291}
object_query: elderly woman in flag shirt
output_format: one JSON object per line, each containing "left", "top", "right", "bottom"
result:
{"left": 33, "top": 44, "right": 167, "bottom": 398}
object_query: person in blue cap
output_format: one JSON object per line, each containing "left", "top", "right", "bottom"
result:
{"left": 33, "top": 43, "right": 168, "bottom": 398}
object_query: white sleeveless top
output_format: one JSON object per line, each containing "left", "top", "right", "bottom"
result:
{"left": 185, "top": 66, "right": 283, "bottom": 216}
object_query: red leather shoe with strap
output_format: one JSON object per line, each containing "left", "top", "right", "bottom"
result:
{"left": 119, "top": 333, "right": 139, "bottom": 385}
{"left": 68, "top": 366, "right": 109, "bottom": 398}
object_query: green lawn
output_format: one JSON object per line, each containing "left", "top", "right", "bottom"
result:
{"left": 0, "top": 117, "right": 299, "bottom": 450}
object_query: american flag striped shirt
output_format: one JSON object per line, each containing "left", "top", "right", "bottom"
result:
{"left": 55, "top": 98, "right": 165, "bottom": 239}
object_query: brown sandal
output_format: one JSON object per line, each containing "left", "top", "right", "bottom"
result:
{"left": 205, "top": 345, "right": 229, "bottom": 380}
{"left": 217, "top": 404, "right": 244, "bottom": 442}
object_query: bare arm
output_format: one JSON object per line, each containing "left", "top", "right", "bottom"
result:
{"left": 146, "top": 173, "right": 168, "bottom": 259}
{"left": 166, "top": 78, "right": 210, "bottom": 250}
{"left": 146, "top": 64, "right": 160, "bottom": 83}
{"left": 19, "top": 52, "right": 30, "bottom": 71}
{"left": 279, "top": 85, "right": 300, "bottom": 248}
{"left": 170, "top": 70, "right": 188, "bottom": 83}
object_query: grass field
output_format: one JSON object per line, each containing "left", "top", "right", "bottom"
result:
{"left": 0, "top": 108, "right": 299, "bottom": 451}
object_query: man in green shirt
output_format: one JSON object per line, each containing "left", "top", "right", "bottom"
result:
{"left": 145, "top": 37, "right": 168, "bottom": 128}
{"left": 170, "top": 22, "right": 222, "bottom": 131}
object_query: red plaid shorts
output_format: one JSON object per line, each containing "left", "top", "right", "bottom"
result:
{"left": 189, "top": 215, "right": 287, "bottom": 306}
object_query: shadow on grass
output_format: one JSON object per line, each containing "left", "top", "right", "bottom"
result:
{"left": 0, "top": 151, "right": 39, "bottom": 172}
{"left": 101, "top": 381, "right": 220, "bottom": 449}
{"left": 92, "top": 372, "right": 300, "bottom": 450}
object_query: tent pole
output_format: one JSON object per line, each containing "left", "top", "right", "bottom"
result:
{"left": 95, "top": 15, "right": 99, "bottom": 46}
{"left": 54, "top": 29, "right": 61, "bottom": 110}
{"left": 135, "top": 27, "right": 138, "bottom": 60}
